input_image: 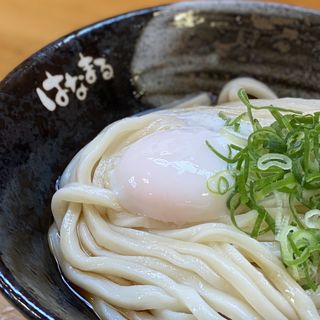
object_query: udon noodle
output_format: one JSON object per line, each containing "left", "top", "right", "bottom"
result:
{"left": 49, "top": 78, "right": 320, "bottom": 320}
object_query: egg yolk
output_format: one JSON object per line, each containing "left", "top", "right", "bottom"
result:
{"left": 110, "top": 128, "right": 231, "bottom": 225}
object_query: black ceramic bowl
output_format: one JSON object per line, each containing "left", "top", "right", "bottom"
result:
{"left": 1, "top": 1, "right": 320, "bottom": 319}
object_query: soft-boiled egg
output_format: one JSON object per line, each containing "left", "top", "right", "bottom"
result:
{"left": 109, "top": 108, "right": 249, "bottom": 225}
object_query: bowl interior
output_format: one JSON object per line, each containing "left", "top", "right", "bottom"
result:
{"left": 1, "top": 1, "right": 320, "bottom": 319}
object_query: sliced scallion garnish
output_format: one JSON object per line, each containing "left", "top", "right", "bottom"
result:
{"left": 207, "top": 89, "right": 320, "bottom": 290}
{"left": 207, "top": 170, "right": 235, "bottom": 195}
{"left": 257, "top": 153, "right": 292, "bottom": 171}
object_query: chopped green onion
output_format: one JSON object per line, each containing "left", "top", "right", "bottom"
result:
{"left": 207, "top": 171, "right": 234, "bottom": 195}
{"left": 286, "top": 130, "right": 304, "bottom": 157}
{"left": 304, "top": 210, "right": 320, "bottom": 229}
{"left": 207, "top": 88, "right": 320, "bottom": 290}
{"left": 218, "top": 111, "right": 229, "bottom": 122}
{"left": 279, "top": 226, "right": 320, "bottom": 290}
{"left": 218, "top": 111, "right": 247, "bottom": 133}
{"left": 257, "top": 153, "right": 292, "bottom": 171}
{"left": 205, "top": 140, "right": 239, "bottom": 163}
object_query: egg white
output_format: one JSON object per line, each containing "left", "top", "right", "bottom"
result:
{"left": 107, "top": 108, "right": 251, "bottom": 225}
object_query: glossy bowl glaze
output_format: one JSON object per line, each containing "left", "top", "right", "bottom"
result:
{"left": 1, "top": 1, "right": 320, "bottom": 319}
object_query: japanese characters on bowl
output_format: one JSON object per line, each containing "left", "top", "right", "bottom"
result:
{"left": 36, "top": 53, "right": 114, "bottom": 111}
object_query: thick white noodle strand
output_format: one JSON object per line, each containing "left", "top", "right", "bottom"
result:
{"left": 60, "top": 204, "right": 223, "bottom": 320}
{"left": 153, "top": 224, "right": 319, "bottom": 320}
{"left": 50, "top": 224, "right": 180, "bottom": 312}
{"left": 78, "top": 221, "right": 261, "bottom": 320}
{"left": 83, "top": 206, "right": 233, "bottom": 293}
{"left": 49, "top": 84, "right": 320, "bottom": 319}
{"left": 111, "top": 224, "right": 287, "bottom": 320}
{"left": 217, "top": 77, "right": 277, "bottom": 104}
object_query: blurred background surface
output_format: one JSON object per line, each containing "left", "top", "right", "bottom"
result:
{"left": 0, "top": 0, "right": 319, "bottom": 319}
{"left": 0, "top": 0, "right": 319, "bottom": 79}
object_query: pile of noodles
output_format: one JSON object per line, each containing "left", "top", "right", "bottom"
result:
{"left": 49, "top": 78, "right": 320, "bottom": 320}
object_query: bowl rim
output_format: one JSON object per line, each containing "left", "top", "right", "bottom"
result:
{"left": 1, "top": 1, "right": 320, "bottom": 319}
